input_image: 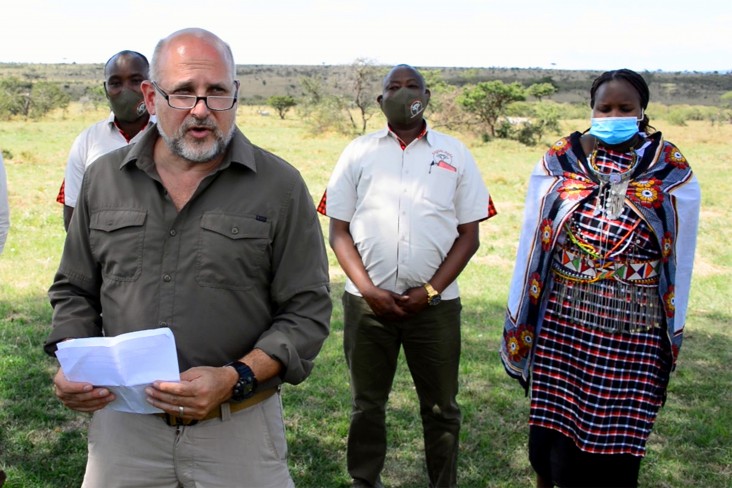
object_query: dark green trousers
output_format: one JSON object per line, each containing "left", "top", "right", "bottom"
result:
{"left": 343, "top": 292, "right": 462, "bottom": 488}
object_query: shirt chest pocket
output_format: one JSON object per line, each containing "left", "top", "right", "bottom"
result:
{"left": 197, "top": 213, "right": 271, "bottom": 290}
{"left": 89, "top": 209, "right": 147, "bottom": 281}
{"left": 422, "top": 168, "right": 458, "bottom": 210}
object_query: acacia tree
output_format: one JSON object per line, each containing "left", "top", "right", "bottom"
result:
{"left": 298, "top": 60, "right": 381, "bottom": 136}
{"left": 345, "top": 58, "right": 381, "bottom": 134}
{"left": 267, "top": 95, "right": 297, "bottom": 119}
{"left": 458, "top": 80, "right": 526, "bottom": 137}
{"left": 0, "top": 78, "right": 32, "bottom": 118}
{"left": 300, "top": 75, "right": 324, "bottom": 105}
{"left": 512, "top": 101, "right": 563, "bottom": 145}
{"left": 527, "top": 82, "right": 558, "bottom": 101}
{"left": 298, "top": 74, "right": 351, "bottom": 135}
{"left": 0, "top": 77, "right": 70, "bottom": 119}
{"left": 421, "top": 69, "right": 468, "bottom": 130}
{"left": 29, "top": 81, "right": 70, "bottom": 118}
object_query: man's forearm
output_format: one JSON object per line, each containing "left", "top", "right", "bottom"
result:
{"left": 427, "top": 221, "right": 480, "bottom": 292}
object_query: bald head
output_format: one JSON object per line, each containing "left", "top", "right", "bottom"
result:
{"left": 150, "top": 28, "right": 236, "bottom": 82}
{"left": 104, "top": 50, "right": 149, "bottom": 79}
{"left": 382, "top": 64, "right": 426, "bottom": 92}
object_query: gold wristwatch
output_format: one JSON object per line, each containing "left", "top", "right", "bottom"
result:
{"left": 423, "top": 282, "right": 442, "bottom": 306}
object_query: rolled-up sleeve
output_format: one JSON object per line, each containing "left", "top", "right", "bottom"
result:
{"left": 256, "top": 175, "right": 331, "bottom": 384}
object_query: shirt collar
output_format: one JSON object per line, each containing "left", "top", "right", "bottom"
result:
{"left": 106, "top": 112, "right": 157, "bottom": 142}
{"left": 380, "top": 121, "right": 432, "bottom": 148}
{"left": 120, "top": 124, "right": 257, "bottom": 175}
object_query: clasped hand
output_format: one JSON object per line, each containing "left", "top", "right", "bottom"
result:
{"left": 362, "top": 285, "right": 429, "bottom": 320}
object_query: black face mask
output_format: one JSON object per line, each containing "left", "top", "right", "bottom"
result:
{"left": 380, "top": 88, "right": 428, "bottom": 126}
{"left": 106, "top": 87, "right": 147, "bottom": 123}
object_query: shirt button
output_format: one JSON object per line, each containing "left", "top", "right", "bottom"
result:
{"left": 169, "top": 229, "right": 177, "bottom": 237}
{"left": 163, "top": 274, "right": 172, "bottom": 282}
{"left": 231, "top": 227, "right": 239, "bottom": 235}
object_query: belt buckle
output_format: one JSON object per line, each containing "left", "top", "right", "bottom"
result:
{"left": 163, "top": 413, "right": 198, "bottom": 427}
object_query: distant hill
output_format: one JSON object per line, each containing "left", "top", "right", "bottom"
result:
{"left": 2, "top": 62, "right": 730, "bottom": 106}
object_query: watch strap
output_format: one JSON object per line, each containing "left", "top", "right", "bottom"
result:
{"left": 225, "top": 360, "right": 257, "bottom": 402}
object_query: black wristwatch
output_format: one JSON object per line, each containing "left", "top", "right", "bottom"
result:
{"left": 225, "top": 360, "right": 257, "bottom": 402}
{"left": 423, "top": 282, "right": 442, "bottom": 306}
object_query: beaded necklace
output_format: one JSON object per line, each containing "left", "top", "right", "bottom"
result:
{"left": 565, "top": 218, "right": 641, "bottom": 261}
{"left": 568, "top": 141, "right": 645, "bottom": 265}
{"left": 587, "top": 146, "right": 638, "bottom": 220}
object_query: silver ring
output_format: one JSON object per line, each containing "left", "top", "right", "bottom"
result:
{"left": 178, "top": 405, "right": 184, "bottom": 416}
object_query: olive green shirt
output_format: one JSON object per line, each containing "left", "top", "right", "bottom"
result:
{"left": 46, "top": 125, "right": 331, "bottom": 387}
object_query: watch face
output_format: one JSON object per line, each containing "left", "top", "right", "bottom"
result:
{"left": 424, "top": 283, "right": 440, "bottom": 306}
{"left": 233, "top": 377, "right": 254, "bottom": 399}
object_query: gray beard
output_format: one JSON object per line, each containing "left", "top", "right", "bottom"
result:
{"left": 157, "top": 117, "right": 235, "bottom": 164}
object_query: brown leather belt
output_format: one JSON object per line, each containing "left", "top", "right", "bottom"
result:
{"left": 156, "top": 388, "right": 277, "bottom": 427}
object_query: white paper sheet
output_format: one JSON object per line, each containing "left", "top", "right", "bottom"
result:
{"left": 55, "top": 328, "right": 180, "bottom": 414}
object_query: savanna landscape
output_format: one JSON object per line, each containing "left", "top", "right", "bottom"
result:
{"left": 0, "top": 64, "right": 730, "bottom": 487}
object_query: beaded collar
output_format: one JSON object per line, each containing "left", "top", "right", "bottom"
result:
{"left": 580, "top": 136, "right": 651, "bottom": 219}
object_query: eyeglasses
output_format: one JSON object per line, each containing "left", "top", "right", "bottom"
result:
{"left": 151, "top": 81, "right": 239, "bottom": 111}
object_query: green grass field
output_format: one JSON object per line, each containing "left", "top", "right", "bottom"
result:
{"left": 0, "top": 105, "right": 730, "bottom": 487}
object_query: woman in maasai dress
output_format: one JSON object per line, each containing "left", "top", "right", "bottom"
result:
{"left": 501, "top": 69, "right": 700, "bottom": 488}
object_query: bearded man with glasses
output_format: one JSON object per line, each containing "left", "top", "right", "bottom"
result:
{"left": 45, "top": 28, "right": 331, "bottom": 488}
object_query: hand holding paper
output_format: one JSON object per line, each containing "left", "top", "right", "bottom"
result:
{"left": 55, "top": 328, "right": 180, "bottom": 414}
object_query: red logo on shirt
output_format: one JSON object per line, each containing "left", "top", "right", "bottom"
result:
{"left": 432, "top": 150, "right": 456, "bottom": 172}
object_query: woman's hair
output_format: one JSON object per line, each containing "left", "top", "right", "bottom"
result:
{"left": 590, "top": 69, "right": 653, "bottom": 133}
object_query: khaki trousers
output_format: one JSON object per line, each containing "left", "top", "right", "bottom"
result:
{"left": 81, "top": 392, "right": 294, "bottom": 488}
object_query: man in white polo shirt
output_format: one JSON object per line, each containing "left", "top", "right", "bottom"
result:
{"left": 318, "top": 64, "right": 496, "bottom": 488}
{"left": 56, "top": 50, "right": 155, "bottom": 230}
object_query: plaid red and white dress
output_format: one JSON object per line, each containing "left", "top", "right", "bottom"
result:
{"left": 528, "top": 148, "right": 673, "bottom": 456}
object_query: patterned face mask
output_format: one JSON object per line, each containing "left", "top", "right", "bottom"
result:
{"left": 380, "top": 88, "right": 427, "bottom": 126}
{"left": 106, "top": 87, "right": 147, "bottom": 123}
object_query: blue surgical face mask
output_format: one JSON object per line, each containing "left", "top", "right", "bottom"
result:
{"left": 589, "top": 112, "right": 643, "bottom": 145}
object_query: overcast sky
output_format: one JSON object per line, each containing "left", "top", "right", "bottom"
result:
{"left": 1, "top": 0, "right": 730, "bottom": 72}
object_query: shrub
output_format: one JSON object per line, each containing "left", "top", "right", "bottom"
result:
{"left": 267, "top": 95, "right": 297, "bottom": 120}
{"left": 666, "top": 109, "right": 689, "bottom": 126}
